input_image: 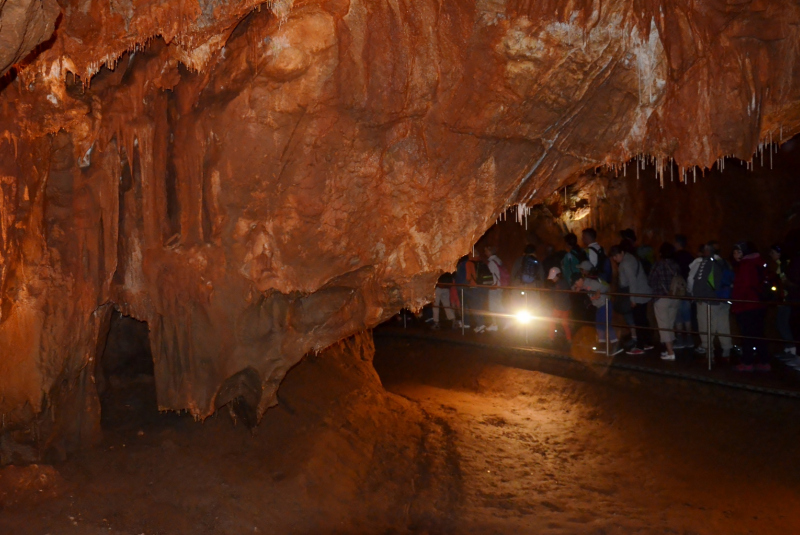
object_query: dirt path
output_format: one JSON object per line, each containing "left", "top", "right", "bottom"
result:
{"left": 375, "top": 336, "right": 800, "bottom": 534}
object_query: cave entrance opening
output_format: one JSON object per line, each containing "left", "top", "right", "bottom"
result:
{"left": 98, "top": 311, "right": 160, "bottom": 430}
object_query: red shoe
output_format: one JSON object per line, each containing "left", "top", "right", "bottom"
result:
{"left": 734, "top": 364, "right": 754, "bottom": 372}
{"left": 755, "top": 364, "right": 772, "bottom": 372}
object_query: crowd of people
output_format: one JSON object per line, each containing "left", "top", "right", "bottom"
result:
{"left": 430, "top": 229, "right": 800, "bottom": 373}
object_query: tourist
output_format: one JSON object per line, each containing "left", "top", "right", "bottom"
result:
{"left": 463, "top": 252, "right": 487, "bottom": 333}
{"left": 609, "top": 245, "right": 654, "bottom": 355}
{"left": 431, "top": 272, "right": 457, "bottom": 330}
{"left": 690, "top": 243, "right": 733, "bottom": 361}
{"left": 731, "top": 242, "right": 770, "bottom": 371}
{"left": 673, "top": 234, "right": 695, "bottom": 349}
{"left": 648, "top": 243, "right": 681, "bottom": 361}
{"left": 484, "top": 246, "right": 507, "bottom": 332}
{"left": 711, "top": 241, "right": 735, "bottom": 360}
{"left": 512, "top": 244, "right": 544, "bottom": 287}
{"left": 546, "top": 267, "right": 573, "bottom": 344}
{"left": 768, "top": 244, "right": 796, "bottom": 356}
{"left": 571, "top": 273, "right": 622, "bottom": 355}
{"left": 582, "top": 227, "right": 612, "bottom": 282}
{"left": 561, "top": 233, "right": 586, "bottom": 285}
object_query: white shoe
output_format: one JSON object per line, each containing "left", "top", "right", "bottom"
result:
{"left": 486, "top": 324, "right": 499, "bottom": 332}
{"left": 474, "top": 325, "right": 486, "bottom": 333}
{"left": 694, "top": 347, "right": 707, "bottom": 355}
{"left": 661, "top": 353, "right": 676, "bottom": 361}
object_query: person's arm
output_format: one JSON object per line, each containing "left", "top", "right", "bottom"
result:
{"left": 587, "top": 247, "right": 598, "bottom": 267}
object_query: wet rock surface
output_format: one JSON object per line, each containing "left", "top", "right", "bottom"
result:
{"left": 1, "top": 0, "right": 800, "bottom": 456}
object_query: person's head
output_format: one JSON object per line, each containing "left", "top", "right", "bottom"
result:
{"left": 620, "top": 228, "right": 637, "bottom": 244}
{"left": 745, "top": 242, "right": 759, "bottom": 257}
{"left": 709, "top": 240, "right": 721, "bottom": 255}
{"left": 547, "top": 267, "right": 562, "bottom": 282}
{"left": 674, "top": 234, "right": 688, "bottom": 250}
{"left": 578, "top": 260, "right": 593, "bottom": 275}
{"left": 524, "top": 244, "right": 537, "bottom": 256}
{"left": 701, "top": 243, "right": 713, "bottom": 258}
{"left": 570, "top": 272, "right": 584, "bottom": 290}
{"left": 732, "top": 243, "right": 744, "bottom": 263}
{"left": 770, "top": 244, "right": 782, "bottom": 261}
{"left": 484, "top": 245, "right": 497, "bottom": 257}
{"left": 564, "top": 232, "right": 578, "bottom": 248}
{"left": 581, "top": 228, "right": 597, "bottom": 246}
{"left": 609, "top": 245, "right": 624, "bottom": 264}
{"left": 659, "top": 242, "right": 676, "bottom": 260}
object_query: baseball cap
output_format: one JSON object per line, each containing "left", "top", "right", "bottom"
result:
{"left": 547, "top": 267, "right": 561, "bottom": 281}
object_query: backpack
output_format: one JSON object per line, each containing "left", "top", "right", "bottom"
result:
{"left": 669, "top": 273, "right": 687, "bottom": 297}
{"left": 521, "top": 255, "right": 541, "bottom": 284}
{"left": 587, "top": 244, "right": 613, "bottom": 283}
{"left": 715, "top": 259, "right": 735, "bottom": 300}
{"left": 475, "top": 261, "right": 494, "bottom": 286}
{"left": 497, "top": 263, "right": 511, "bottom": 287}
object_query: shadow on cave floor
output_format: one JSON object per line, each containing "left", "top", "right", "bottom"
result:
{"left": 4, "top": 332, "right": 800, "bottom": 534}
{"left": 98, "top": 312, "right": 184, "bottom": 431}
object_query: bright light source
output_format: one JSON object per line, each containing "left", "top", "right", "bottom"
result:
{"left": 771, "top": 286, "right": 777, "bottom": 292}
{"left": 515, "top": 310, "right": 533, "bottom": 324}
{"left": 520, "top": 291, "right": 525, "bottom": 295}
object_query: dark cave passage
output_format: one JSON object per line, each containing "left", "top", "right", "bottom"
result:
{"left": 98, "top": 311, "right": 159, "bottom": 430}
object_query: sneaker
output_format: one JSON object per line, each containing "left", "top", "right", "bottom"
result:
{"left": 660, "top": 353, "right": 676, "bottom": 361}
{"left": 431, "top": 323, "right": 440, "bottom": 331}
{"left": 611, "top": 342, "right": 624, "bottom": 356}
{"left": 734, "top": 363, "right": 754, "bottom": 372}
{"left": 486, "top": 324, "right": 499, "bottom": 332}
{"left": 474, "top": 325, "right": 486, "bottom": 333}
{"left": 660, "top": 351, "right": 668, "bottom": 357}
{"left": 453, "top": 320, "right": 462, "bottom": 328}
{"left": 461, "top": 324, "right": 471, "bottom": 329}
{"left": 673, "top": 340, "right": 686, "bottom": 349}
{"left": 643, "top": 344, "right": 655, "bottom": 351}
{"left": 787, "top": 357, "right": 800, "bottom": 370}
{"left": 626, "top": 347, "right": 645, "bottom": 356}
{"left": 755, "top": 363, "right": 772, "bottom": 372}
{"left": 694, "top": 347, "right": 707, "bottom": 355}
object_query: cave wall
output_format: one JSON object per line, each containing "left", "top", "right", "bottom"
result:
{"left": 2, "top": 0, "right": 800, "bottom": 457}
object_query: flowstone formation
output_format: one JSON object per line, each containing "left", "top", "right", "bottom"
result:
{"left": 2, "top": 0, "right": 800, "bottom": 459}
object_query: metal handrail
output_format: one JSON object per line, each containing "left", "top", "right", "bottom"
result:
{"left": 436, "top": 281, "right": 800, "bottom": 307}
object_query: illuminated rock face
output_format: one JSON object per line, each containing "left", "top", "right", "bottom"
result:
{"left": 1, "top": 0, "right": 800, "bottom": 457}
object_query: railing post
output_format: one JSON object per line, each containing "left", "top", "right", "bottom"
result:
{"left": 461, "top": 288, "right": 465, "bottom": 336}
{"left": 525, "top": 290, "right": 529, "bottom": 345}
{"left": 605, "top": 297, "right": 610, "bottom": 357}
{"left": 706, "top": 302, "right": 712, "bottom": 370}
{"left": 403, "top": 309, "right": 407, "bottom": 329}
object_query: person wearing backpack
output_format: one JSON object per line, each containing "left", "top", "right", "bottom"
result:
{"left": 768, "top": 244, "right": 796, "bottom": 356}
{"left": 610, "top": 245, "right": 653, "bottom": 355}
{"left": 463, "top": 252, "right": 488, "bottom": 333}
{"left": 561, "top": 233, "right": 586, "bottom": 287}
{"left": 731, "top": 242, "right": 770, "bottom": 371}
{"left": 710, "top": 241, "right": 735, "bottom": 360}
{"left": 582, "top": 228, "right": 613, "bottom": 283}
{"left": 691, "top": 243, "right": 733, "bottom": 361}
{"left": 513, "top": 244, "right": 545, "bottom": 287}
{"left": 648, "top": 243, "right": 682, "bottom": 361}
{"left": 484, "top": 246, "right": 508, "bottom": 332}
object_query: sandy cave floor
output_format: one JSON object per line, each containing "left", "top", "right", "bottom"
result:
{"left": 1, "top": 334, "right": 800, "bottom": 534}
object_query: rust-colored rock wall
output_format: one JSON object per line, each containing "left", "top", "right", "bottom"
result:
{"left": 2, "top": 0, "right": 800, "bottom": 458}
